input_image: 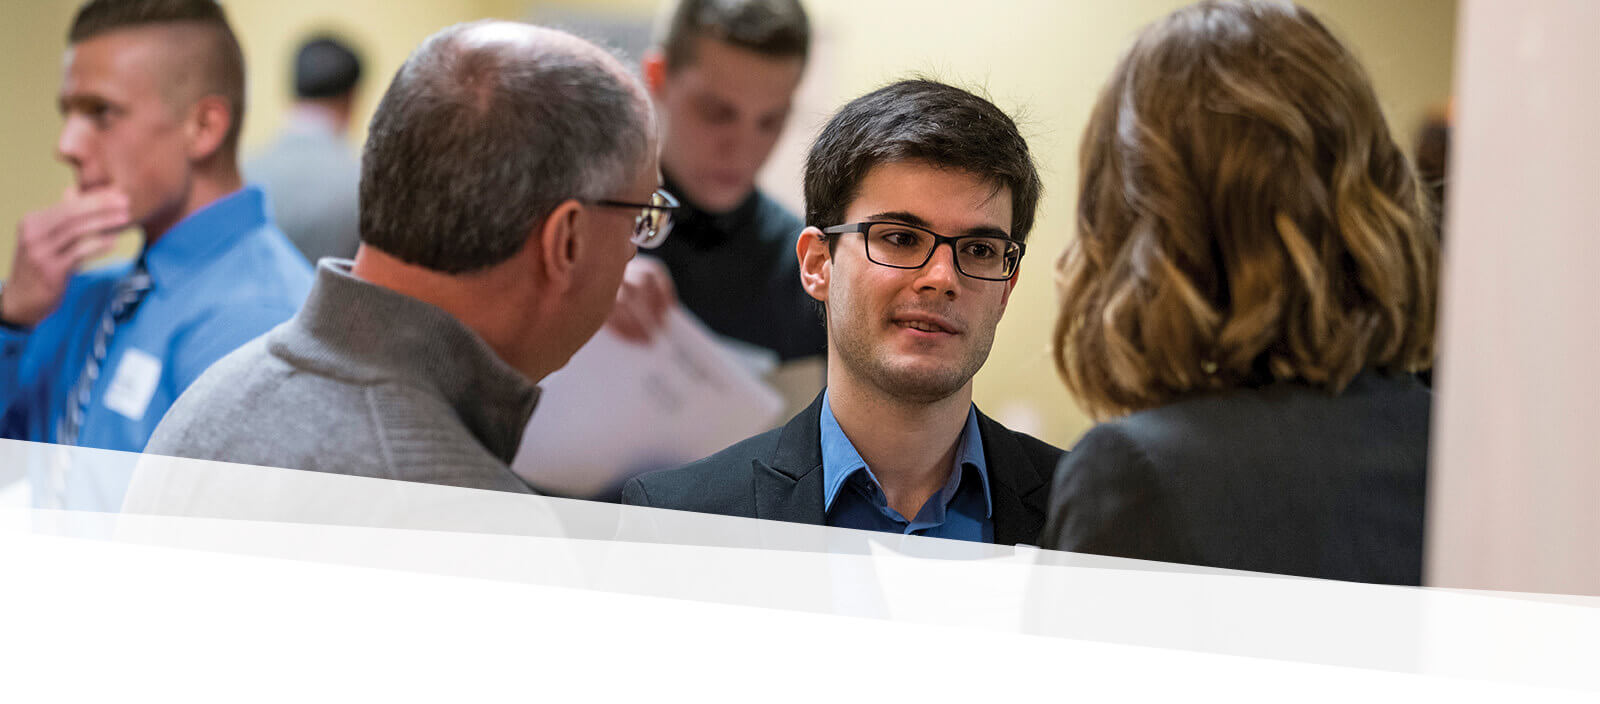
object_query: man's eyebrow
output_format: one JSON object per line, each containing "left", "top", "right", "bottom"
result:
{"left": 866, "top": 210, "right": 1012, "bottom": 239}
{"left": 692, "top": 92, "right": 737, "bottom": 111}
{"left": 864, "top": 211, "right": 931, "bottom": 228}
{"left": 963, "top": 224, "right": 1012, "bottom": 239}
{"left": 58, "top": 93, "right": 109, "bottom": 114}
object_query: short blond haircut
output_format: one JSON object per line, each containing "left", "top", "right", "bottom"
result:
{"left": 1054, "top": 0, "right": 1438, "bottom": 419}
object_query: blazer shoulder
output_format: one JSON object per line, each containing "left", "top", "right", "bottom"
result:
{"left": 975, "top": 408, "right": 1067, "bottom": 472}
{"left": 1009, "top": 428, "right": 1067, "bottom": 469}
{"left": 621, "top": 425, "right": 785, "bottom": 516}
{"left": 1096, "top": 373, "right": 1432, "bottom": 459}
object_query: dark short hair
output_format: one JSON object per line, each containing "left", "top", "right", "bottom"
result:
{"left": 360, "top": 22, "right": 650, "bottom": 274}
{"left": 68, "top": 0, "right": 246, "bottom": 152}
{"left": 295, "top": 35, "right": 362, "bottom": 99}
{"left": 659, "top": 0, "right": 809, "bottom": 70}
{"left": 804, "top": 79, "right": 1041, "bottom": 244}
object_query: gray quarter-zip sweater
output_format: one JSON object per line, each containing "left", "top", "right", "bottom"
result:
{"left": 145, "top": 260, "right": 539, "bottom": 494}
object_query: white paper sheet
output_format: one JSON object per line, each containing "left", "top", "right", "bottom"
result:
{"left": 510, "top": 307, "right": 785, "bottom": 499}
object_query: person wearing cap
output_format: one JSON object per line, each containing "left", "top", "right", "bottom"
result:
{"left": 245, "top": 35, "right": 365, "bottom": 265}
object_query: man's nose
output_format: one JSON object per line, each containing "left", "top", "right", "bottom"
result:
{"left": 728, "top": 119, "right": 769, "bottom": 162}
{"left": 912, "top": 242, "right": 962, "bottom": 298}
{"left": 56, "top": 115, "right": 90, "bottom": 171}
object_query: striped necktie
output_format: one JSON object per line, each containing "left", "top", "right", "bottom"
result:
{"left": 57, "top": 261, "right": 153, "bottom": 446}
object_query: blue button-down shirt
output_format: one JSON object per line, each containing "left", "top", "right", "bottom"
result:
{"left": 1, "top": 186, "right": 312, "bottom": 508}
{"left": 820, "top": 391, "right": 994, "bottom": 542}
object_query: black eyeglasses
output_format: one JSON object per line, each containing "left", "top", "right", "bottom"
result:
{"left": 821, "top": 221, "right": 1025, "bottom": 281}
{"left": 594, "top": 188, "right": 680, "bottom": 249}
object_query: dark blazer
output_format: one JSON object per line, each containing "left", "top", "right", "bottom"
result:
{"left": 1041, "top": 371, "right": 1431, "bottom": 585}
{"left": 622, "top": 392, "right": 1065, "bottom": 546}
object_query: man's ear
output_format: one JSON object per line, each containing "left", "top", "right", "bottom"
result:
{"left": 186, "top": 95, "right": 233, "bottom": 162}
{"left": 999, "top": 263, "right": 1021, "bottom": 311}
{"left": 641, "top": 49, "right": 669, "bottom": 99}
{"left": 796, "top": 226, "right": 832, "bottom": 304}
{"left": 536, "top": 200, "right": 585, "bottom": 292}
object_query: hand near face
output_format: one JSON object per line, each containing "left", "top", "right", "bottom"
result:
{"left": 2, "top": 186, "right": 130, "bottom": 327}
{"left": 605, "top": 256, "right": 678, "bottom": 344}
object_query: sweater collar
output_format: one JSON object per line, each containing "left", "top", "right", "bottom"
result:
{"left": 271, "top": 260, "right": 541, "bottom": 463}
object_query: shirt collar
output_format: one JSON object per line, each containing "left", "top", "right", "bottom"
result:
{"left": 284, "top": 103, "right": 345, "bottom": 136}
{"left": 819, "top": 390, "right": 993, "bottom": 518}
{"left": 142, "top": 186, "right": 269, "bottom": 289}
{"left": 954, "top": 405, "right": 992, "bottom": 516}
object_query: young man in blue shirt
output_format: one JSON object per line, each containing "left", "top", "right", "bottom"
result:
{"left": 623, "top": 80, "right": 1064, "bottom": 545}
{"left": 0, "top": 0, "right": 312, "bottom": 509}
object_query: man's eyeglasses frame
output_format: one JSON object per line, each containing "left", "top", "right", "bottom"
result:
{"left": 594, "top": 188, "right": 681, "bottom": 249}
{"left": 820, "top": 221, "right": 1026, "bottom": 281}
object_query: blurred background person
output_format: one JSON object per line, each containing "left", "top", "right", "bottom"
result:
{"left": 1412, "top": 101, "right": 1450, "bottom": 387}
{"left": 1415, "top": 101, "right": 1452, "bottom": 243}
{"left": 1043, "top": 0, "right": 1438, "bottom": 584}
{"left": 148, "top": 21, "right": 664, "bottom": 493}
{"left": 0, "top": 0, "right": 311, "bottom": 509}
{"left": 245, "top": 34, "right": 364, "bottom": 265}
{"left": 513, "top": 0, "right": 819, "bottom": 501}
{"left": 610, "top": 0, "right": 823, "bottom": 372}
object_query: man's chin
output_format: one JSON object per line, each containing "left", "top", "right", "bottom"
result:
{"left": 691, "top": 183, "right": 753, "bottom": 214}
{"left": 870, "top": 363, "right": 972, "bottom": 404}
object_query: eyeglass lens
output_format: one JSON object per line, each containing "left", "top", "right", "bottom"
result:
{"left": 631, "top": 191, "right": 676, "bottom": 248}
{"left": 863, "top": 223, "right": 1019, "bottom": 279}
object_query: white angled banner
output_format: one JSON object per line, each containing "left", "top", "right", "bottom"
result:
{"left": 1, "top": 441, "right": 1597, "bottom": 701}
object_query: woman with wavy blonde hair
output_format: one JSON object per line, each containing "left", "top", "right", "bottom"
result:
{"left": 1041, "top": 0, "right": 1438, "bottom": 584}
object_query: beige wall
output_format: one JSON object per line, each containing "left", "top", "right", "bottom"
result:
{"left": 0, "top": 0, "right": 529, "bottom": 270}
{"left": 0, "top": 0, "right": 1456, "bottom": 448}
{"left": 0, "top": 1, "right": 86, "bottom": 268}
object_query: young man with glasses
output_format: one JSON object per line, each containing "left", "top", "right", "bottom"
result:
{"left": 622, "top": 80, "right": 1063, "bottom": 545}
{"left": 146, "top": 22, "right": 669, "bottom": 493}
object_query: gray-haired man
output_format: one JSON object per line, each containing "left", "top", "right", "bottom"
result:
{"left": 146, "top": 21, "right": 672, "bottom": 492}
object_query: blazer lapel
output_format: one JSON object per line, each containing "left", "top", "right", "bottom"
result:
{"left": 976, "top": 409, "right": 1053, "bottom": 546}
{"left": 752, "top": 392, "right": 827, "bottom": 525}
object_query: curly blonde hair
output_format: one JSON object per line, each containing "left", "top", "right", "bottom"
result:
{"left": 1054, "top": 0, "right": 1438, "bottom": 419}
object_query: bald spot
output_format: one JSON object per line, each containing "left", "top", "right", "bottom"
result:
{"left": 437, "top": 22, "right": 650, "bottom": 125}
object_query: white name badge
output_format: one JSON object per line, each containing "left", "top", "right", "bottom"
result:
{"left": 103, "top": 348, "right": 162, "bottom": 421}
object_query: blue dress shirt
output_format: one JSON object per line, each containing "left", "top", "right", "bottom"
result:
{"left": 1, "top": 186, "right": 312, "bottom": 508}
{"left": 819, "top": 391, "right": 994, "bottom": 542}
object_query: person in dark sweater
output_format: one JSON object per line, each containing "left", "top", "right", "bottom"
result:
{"left": 605, "top": 0, "right": 824, "bottom": 365}
{"left": 1043, "top": 0, "right": 1439, "bottom": 585}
